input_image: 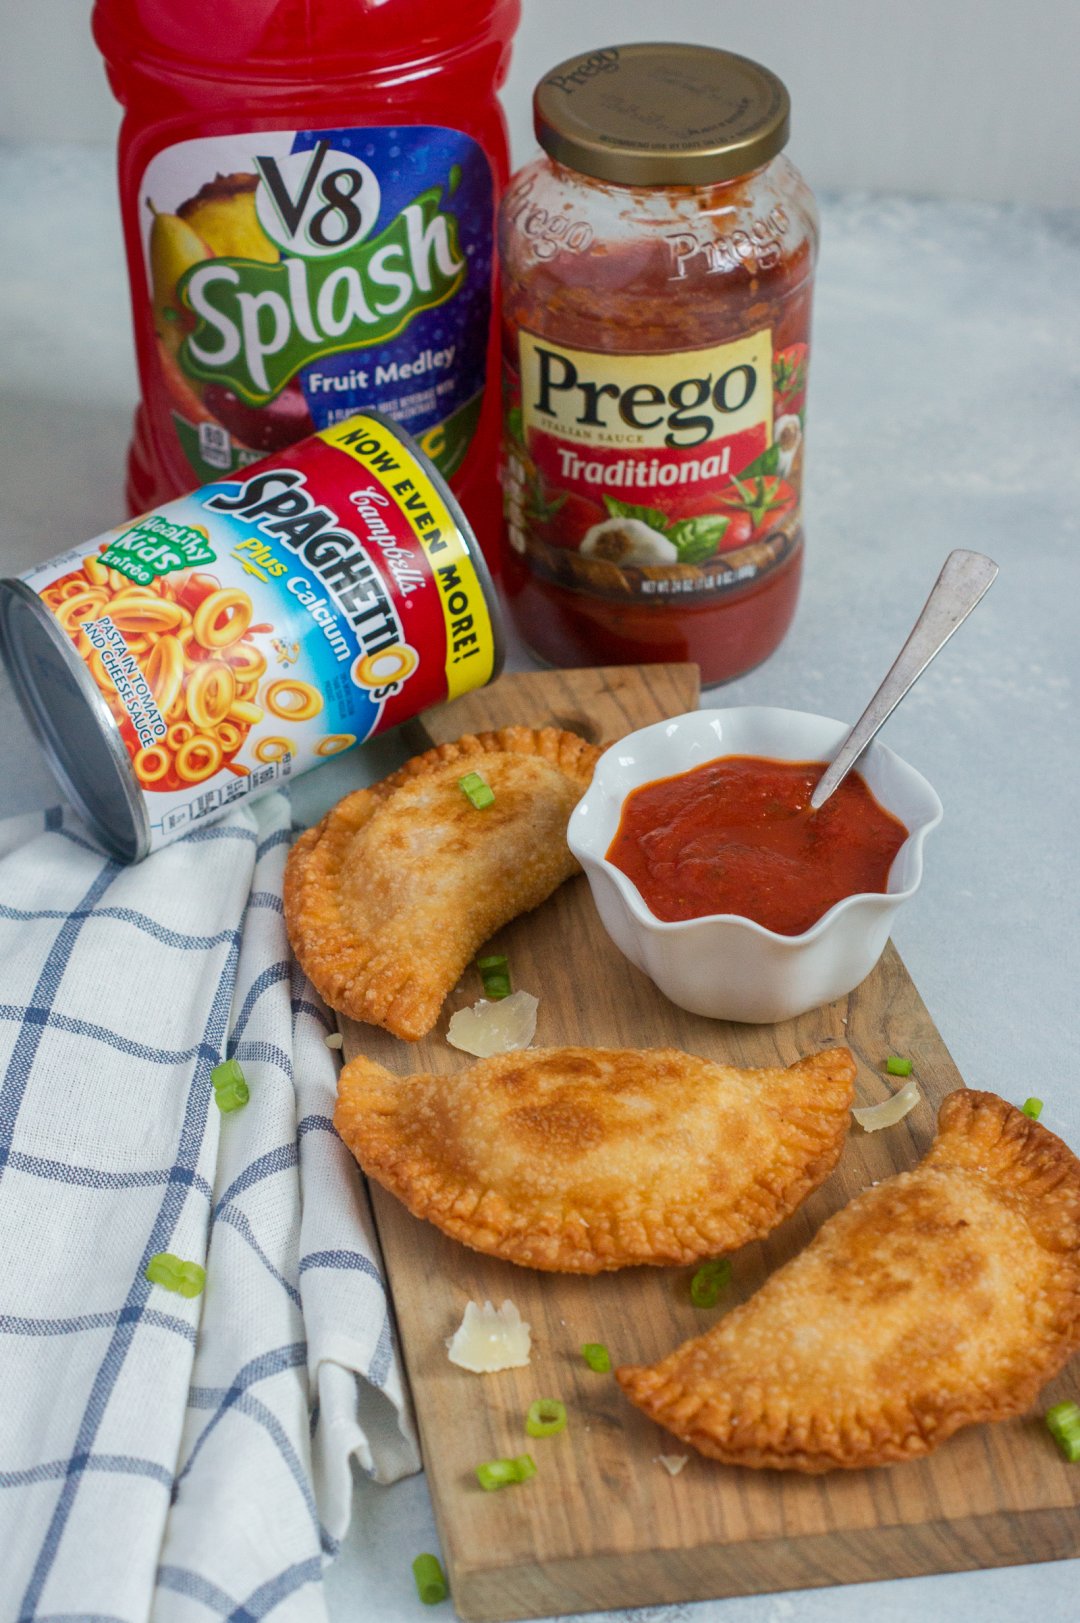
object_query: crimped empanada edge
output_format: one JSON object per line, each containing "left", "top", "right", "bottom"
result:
{"left": 334, "top": 1046, "right": 856, "bottom": 1273}
{"left": 284, "top": 726, "right": 601, "bottom": 1037}
{"left": 617, "top": 1090, "right": 1080, "bottom": 1470}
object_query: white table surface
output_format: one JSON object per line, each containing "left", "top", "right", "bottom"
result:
{"left": 1, "top": 144, "right": 1078, "bottom": 1623}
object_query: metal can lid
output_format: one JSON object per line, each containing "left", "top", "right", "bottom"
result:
{"left": 0, "top": 580, "right": 149, "bottom": 862}
{"left": 534, "top": 42, "right": 791, "bottom": 188}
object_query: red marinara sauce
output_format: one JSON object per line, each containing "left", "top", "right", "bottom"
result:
{"left": 607, "top": 756, "right": 909, "bottom": 936}
{"left": 499, "top": 44, "right": 818, "bottom": 685}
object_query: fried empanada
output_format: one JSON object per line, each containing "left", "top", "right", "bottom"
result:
{"left": 334, "top": 1045, "right": 856, "bottom": 1272}
{"left": 618, "top": 1090, "right": 1080, "bottom": 1470}
{"left": 285, "top": 726, "right": 599, "bottom": 1040}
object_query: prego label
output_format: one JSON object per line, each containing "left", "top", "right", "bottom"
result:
{"left": 505, "top": 327, "right": 809, "bottom": 600}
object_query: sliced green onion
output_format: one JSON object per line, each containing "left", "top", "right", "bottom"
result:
{"left": 174, "top": 1260, "right": 206, "bottom": 1298}
{"left": 215, "top": 1077, "right": 249, "bottom": 1112}
{"left": 475, "top": 1459, "right": 515, "bottom": 1492}
{"left": 411, "top": 1553, "right": 448, "bottom": 1605}
{"left": 886, "top": 1056, "right": 913, "bottom": 1077}
{"left": 1046, "top": 1401, "right": 1080, "bottom": 1462}
{"left": 525, "top": 1399, "right": 567, "bottom": 1438}
{"left": 475, "top": 1453, "right": 536, "bottom": 1492}
{"left": 476, "top": 953, "right": 511, "bottom": 1001}
{"left": 1022, "top": 1097, "right": 1044, "bottom": 1121}
{"left": 211, "top": 1058, "right": 250, "bottom": 1113}
{"left": 581, "top": 1342, "right": 611, "bottom": 1373}
{"left": 145, "top": 1252, "right": 178, "bottom": 1289}
{"left": 459, "top": 771, "right": 495, "bottom": 810}
{"left": 145, "top": 1252, "right": 206, "bottom": 1298}
{"left": 690, "top": 1258, "right": 732, "bottom": 1309}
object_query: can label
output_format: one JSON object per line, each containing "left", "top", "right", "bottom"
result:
{"left": 21, "top": 416, "right": 497, "bottom": 850}
{"left": 503, "top": 328, "right": 808, "bottom": 602}
{"left": 139, "top": 125, "right": 493, "bottom": 484}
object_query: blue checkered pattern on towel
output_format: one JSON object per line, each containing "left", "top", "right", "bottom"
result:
{"left": 0, "top": 795, "right": 419, "bottom": 1623}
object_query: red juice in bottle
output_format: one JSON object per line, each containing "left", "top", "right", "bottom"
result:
{"left": 92, "top": 0, "right": 520, "bottom": 566}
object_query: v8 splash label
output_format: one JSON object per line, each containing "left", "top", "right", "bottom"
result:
{"left": 139, "top": 126, "right": 493, "bottom": 485}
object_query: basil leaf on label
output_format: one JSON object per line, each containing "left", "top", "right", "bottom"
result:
{"left": 668, "top": 514, "right": 729, "bottom": 564}
{"left": 525, "top": 487, "right": 566, "bottom": 522}
{"left": 506, "top": 406, "right": 525, "bottom": 448}
{"left": 602, "top": 496, "right": 671, "bottom": 532}
{"left": 735, "top": 443, "right": 780, "bottom": 479}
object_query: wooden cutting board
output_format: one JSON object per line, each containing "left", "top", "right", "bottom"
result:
{"left": 339, "top": 664, "right": 1080, "bottom": 1623}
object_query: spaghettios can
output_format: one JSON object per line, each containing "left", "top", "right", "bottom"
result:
{"left": 0, "top": 412, "right": 504, "bottom": 861}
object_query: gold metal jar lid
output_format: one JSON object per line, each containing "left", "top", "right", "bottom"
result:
{"left": 534, "top": 42, "right": 791, "bottom": 187}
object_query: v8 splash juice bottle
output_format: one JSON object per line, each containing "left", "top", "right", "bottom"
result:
{"left": 92, "top": 0, "right": 519, "bottom": 565}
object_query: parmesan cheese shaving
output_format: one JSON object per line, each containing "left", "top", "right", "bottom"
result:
{"left": 447, "top": 990, "right": 538, "bottom": 1057}
{"left": 853, "top": 1080, "right": 920, "bottom": 1131}
{"left": 446, "top": 1299, "right": 532, "bottom": 1373}
{"left": 656, "top": 1454, "right": 689, "bottom": 1476}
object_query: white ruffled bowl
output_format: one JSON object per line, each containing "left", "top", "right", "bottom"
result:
{"left": 567, "top": 707, "right": 943, "bottom": 1024}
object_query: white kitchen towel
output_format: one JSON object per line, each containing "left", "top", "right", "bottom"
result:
{"left": 0, "top": 794, "right": 419, "bottom": 1623}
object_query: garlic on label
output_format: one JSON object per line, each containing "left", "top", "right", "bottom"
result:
{"left": 774, "top": 412, "right": 802, "bottom": 477}
{"left": 446, "top": 1299, "right": 532, "bottom": 1372}
{"left": 580, "top": 517, "right": 678, "bottom": 566}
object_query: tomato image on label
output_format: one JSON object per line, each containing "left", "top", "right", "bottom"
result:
{"left": 718, "top": 475, "right": 799, "bottom": 540}
{"left": 524, "top": 484, "right": 607, "bottom": 550}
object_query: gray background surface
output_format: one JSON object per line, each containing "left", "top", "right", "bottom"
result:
{"left": 1, "top": 0, "right": 1078, "bottom": 205}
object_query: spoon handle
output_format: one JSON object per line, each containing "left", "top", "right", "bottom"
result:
{"left": 809, "top": 548, "right": 998, "bottom": 810}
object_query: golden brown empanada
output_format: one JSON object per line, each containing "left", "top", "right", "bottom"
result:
{"left": 618, "top": 1090, "right": 1080, "bottom": 1470}
{"left": 284, "top": 726, "right": 598, "bottom": 1040}
{"left": 333, "top": 1045, "right": 856, "bottom": 1272}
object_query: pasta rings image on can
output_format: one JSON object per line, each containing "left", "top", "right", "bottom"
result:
{"left": 0, "top": 412, "right": 503, "bottom": 860}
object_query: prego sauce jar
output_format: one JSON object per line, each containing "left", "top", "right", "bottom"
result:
{"left": 499, "top": 44, "right": 819, "bottom": 684}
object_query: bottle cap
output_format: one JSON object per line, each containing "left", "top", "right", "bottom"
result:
{"left": 534, "top": 43, "right": 791, "bottom": 187}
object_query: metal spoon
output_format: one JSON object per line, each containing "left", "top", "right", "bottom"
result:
{"left": 809, "top": 548, "right": 999, "bottom": 810}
